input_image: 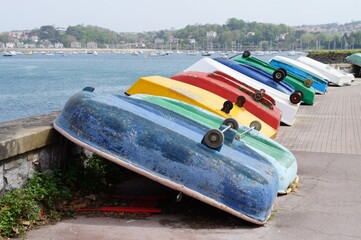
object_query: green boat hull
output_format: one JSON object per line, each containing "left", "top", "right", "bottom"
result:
{"left": 131, "top": 94, "right": 297, "bottom": 194}
{"left": 231, "top": 55, "right": 315, "bottom": 105}
{"left": 346, "top": 53, "right": 361, "bottom": 67}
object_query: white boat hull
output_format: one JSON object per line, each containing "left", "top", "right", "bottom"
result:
{"left": 297, "top": 56, "right": 353, "bottom": 86}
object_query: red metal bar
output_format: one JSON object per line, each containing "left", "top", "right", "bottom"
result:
{"left": 76, "top": 206, "right": 161, "bottom": 214}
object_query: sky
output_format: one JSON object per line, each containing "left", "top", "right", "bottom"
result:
{"left": 1, "top": 0, "right": 361, "bottom": 32}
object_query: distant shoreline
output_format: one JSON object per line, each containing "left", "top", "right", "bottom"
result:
{"left": 2, "top": 48, "right": 161, "bottom": 53}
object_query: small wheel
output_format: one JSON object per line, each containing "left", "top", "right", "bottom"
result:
{"left": 250, "top": 121, "right": 262, "bottom": 131}
{"left": 236, "top": 96, "right": 246, "bottom": 108}
{"left": 304, "top": 78, "right": 313, "bottom": 87}
{"left": 273, "top": 69, "right": 286, "bottom": 82}
{"left": 203, "top": 129, "right": 224, "bottom": 149}
{"left": 290, "top": 91, "right": 302, "bottom": 104}
{"left": 222, "top": 118, "right": 239, "bottom": 131}
{"left": 242, "top": 50, "right": 251, "bottom": 58}
{"left": 278, "top": 67, "right": 287, "bottom": 76}
{"left": 221, "top": 100, "right": 233, "bottom": 114}
{"left": 253, "top": 91, "right": 263, "bottom": 101}
{"left": 82, "top": 86, "right": 95, "bottom": 92}
{"left": 295, "top": 90, "right": 304, "bottom": 100}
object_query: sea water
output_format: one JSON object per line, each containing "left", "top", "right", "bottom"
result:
{"left": 0, "top": 51, "right": 298, "bottom": 123}
{"left": 0, "top": 52, "right": 205, "bottom": 123}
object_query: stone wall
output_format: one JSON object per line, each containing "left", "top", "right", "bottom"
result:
{"left": 0, "top": 112, "right": 68, "bottom": 198}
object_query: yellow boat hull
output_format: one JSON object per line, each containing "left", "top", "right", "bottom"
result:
{"left": 125, "top": 76, "right": 277, "bottom": 139}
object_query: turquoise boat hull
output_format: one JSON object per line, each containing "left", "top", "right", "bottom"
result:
{"left": 54, "top": 89, "right": 279, "bottom": 224}
{"left": 269, "top": 58, "right": 328, "bottom": 94}
{"left": 346, "top": 53, "right": 361, "bottom": 67}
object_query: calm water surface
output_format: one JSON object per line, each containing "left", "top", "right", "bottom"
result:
{"left": 0, "top": 52, "right": 292, "bottom": 123}
{"left": 1, "top": 53, "right": 206, "bottom": 123}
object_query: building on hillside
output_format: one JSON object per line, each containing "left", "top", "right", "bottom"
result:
{"left": 23, "top": 43, "right": 36, "bottom": 48}
{"left": 56, "top": 27, "right": 66, "bottom": 32}
{"left": 31, "top": 36, "right": 39, "bottom": 43}
{"left": 5, "top": 42, "right": 15, "bottom": 48}
{"left": 54, "top": 42, "right": 64, "bottom": 48}
{"left": 71, "top": 41, "right": 82, "bottom": 48}
{"left": 86, "top": 41, "right": 97, "bottom": 48}
{"left": 41, "top": 40, "right": 54, "bottom": 48}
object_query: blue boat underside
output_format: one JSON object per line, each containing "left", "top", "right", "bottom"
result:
{"left": 132, "top": 94, "right": 298, "bottom": 194}
{"left": 54, "top": 90, "right": 279, "bottom": 224}
{"left": 213, "top": 58, "right": 295, "bottom": 95}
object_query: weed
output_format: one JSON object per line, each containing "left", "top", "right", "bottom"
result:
{"left": 0, "top": 171, "right": 71, "bottom": 237}
{"left": 0, "top": 154, "right": 127, "bottom": 238}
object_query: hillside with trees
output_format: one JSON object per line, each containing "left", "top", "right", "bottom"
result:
{"left": 1, "top": 19, "right": 361, "bottom": 51}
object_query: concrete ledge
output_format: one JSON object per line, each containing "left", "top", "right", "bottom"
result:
{"left": 0, "top": 111, "right": 68, "bottom": 196}
{"left": 0, "top": 112, "right": 60, "bottom": 161}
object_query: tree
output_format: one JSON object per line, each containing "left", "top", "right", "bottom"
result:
{"left": 0, "top": 33, "right": 11, "bottom": 43}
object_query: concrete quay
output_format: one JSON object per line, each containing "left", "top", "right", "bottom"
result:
{"left": 20, "top": 80, "right": 361, "bottom": 240}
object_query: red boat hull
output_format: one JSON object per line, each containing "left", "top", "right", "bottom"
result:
{"left": 171, "top": 71, "right": 281, "bottom": 131}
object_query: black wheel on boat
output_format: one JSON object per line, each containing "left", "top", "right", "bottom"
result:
{"left": 279, "top": 67, "right": 287, "bottom": 76}
{"left": 253, "top": 91, "right": 263, "bottom": 101}
{"left": 250, "top": 120, "right": 262, "bottom": 131}
{"left": 242, "top": 50, "right": 251, "bottom": 58}
{"left": 304, "top": 78, "right": 313, "bottom": 87}
{"left": 82, "top": 86, "right": 95, "bottom": 92}
{"left": 235, "top": 95, "right": 246, "bottom": 108}
{"left": 221, "top": 100, "right": 234, "bottom": 114}
{"left": 289, "top": 91, "right": 303, "bottom": 104}
{"left": 203, "top": 129, "right": 224, "bottom": 149}
{"left": 296, "top": 90, "right": 304, "bottom": 100}
{"left": 222, "top": 118, "right": 239, "bottom": 131}
{"left": 273, "top": 69, "right": 286, "bottom": 82}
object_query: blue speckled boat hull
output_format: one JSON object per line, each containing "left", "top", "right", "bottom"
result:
{"left": 213, "top": 58, "right": 295, "bottom": 95}
{"left": 54, "top": 90, "right": 279, "bottom": 225}
{"left": 132, "top": 94, "right": 297, "bottom": 194}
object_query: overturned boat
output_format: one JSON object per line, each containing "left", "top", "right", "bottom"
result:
{"left": 54, "top": 88, "right": 279, "bottom": 225}
{"left": 184, "top": 57, "right": 300, "bottom": 126}
{"left": 296, "top": 56, "right": 353, "bottom": 86}
{"left": 171, "top": 71, "right": 281, "bottom": 131}
{"left": 269, "top": 56, "right": 329, "bottom": 94}
{"left": 125, "top": 75, "right": 278, "bottom": 138}
{"left": 230, "top": 51, "right": 316, "bottom": 105}
{"left": 133, "top": 94, "right": 298, "bottom": 194}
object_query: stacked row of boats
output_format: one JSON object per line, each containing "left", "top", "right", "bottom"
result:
{"left": 54, "top": 50, "right": 355, "bottom": 225}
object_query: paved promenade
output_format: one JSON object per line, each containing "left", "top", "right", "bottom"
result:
{"left": 22, "top": 80, "right": 361, "bottom": 240}
{"left": 277, "top": 81, "right": 361, "bottom": 155}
